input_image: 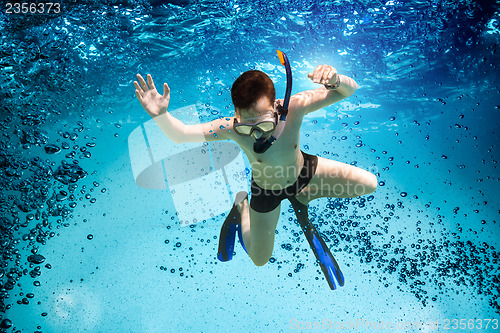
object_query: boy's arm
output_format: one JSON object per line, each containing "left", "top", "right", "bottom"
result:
{"left": 134, "top": 73, "right": 232, "bottom": 143}
{"left": 152, "top": 113, "right": 233, "bottom": 143}
{"left": 289, "top": 65, "right": 357, "bottom": 116}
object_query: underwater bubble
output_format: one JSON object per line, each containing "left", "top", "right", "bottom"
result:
{"left": 87, "top": 234, "right": 93, "bottom": 240}
{"left": 27, "top": 254, "right": 45, "bottom": 264}
{"left": 379, "top": 181, "right": 385, "bottom": 186}
{"left": 44, "top": 144, "right": 60, "bottom": 154}
{"left": 56, "top": 190, "right": 68, "bottom": 201}
{"left": 0, "top": 319, "right": 12, "bottom": 329}
{"left": 400, "top": 192, "right": 407, "bottom": 197}
{"left": 53, "top": 163, "right": 87, "bottom": 184}
{"left": 21, "top": 112, "right": 45, "bottom": 126}
{"left": 21, "top": 129, "right": 48, "bottom": 146}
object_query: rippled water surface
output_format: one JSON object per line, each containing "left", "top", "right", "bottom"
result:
{"left": 1, "top": 0, "right": 499, "bottom": 332}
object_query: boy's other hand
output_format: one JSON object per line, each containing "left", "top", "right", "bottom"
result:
{"left": 307, "top": 65, "right": 337, "bottom": 85}
{"left": 134, "top": 74, "right": 170, "bottom": 117}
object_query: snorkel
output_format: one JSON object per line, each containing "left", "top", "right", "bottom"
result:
{"left": 253, "top": 50, "right": 292, "bottom": 154}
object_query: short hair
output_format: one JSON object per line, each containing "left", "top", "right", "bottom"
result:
{"left": 231, "top": 70, "right": 275, "bottom": 111}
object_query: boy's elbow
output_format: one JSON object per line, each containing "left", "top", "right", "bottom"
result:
{"left": 169, "top": 131, "right": 186, "bottom": 144}
{"left": 345, "top": 83, "right": 357, "bottom": 97}
{"left": 351, "top": 81, "right": 358, "bottom": 94}
{"left": 171, "top": 137, "right": 184, "bottom": 144}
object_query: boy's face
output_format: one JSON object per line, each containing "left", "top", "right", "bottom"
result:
{"left": 235, "top": 96, "right": 274, "bottom": 122}
{"left": 234, "top": 96, "right": 277, "bottom": 140}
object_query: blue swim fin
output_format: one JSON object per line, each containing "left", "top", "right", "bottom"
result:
{"left": 288, "top": 196, "right": 345, "bottom": 290}
{"left": 217, "top": 191, "right": 248, "bottom": 262}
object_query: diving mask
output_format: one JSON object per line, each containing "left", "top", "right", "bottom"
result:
{"left": 233, "top": 112, "right": 278, "bottom": 138}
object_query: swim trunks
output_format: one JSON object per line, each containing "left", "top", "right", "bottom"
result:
{"left": 250, "top": 150, "right": 318, "bottom": 213}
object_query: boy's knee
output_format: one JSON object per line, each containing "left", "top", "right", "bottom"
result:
{"left": 352, "top": 174, "right": 377, "bottom": 197}
{"left": 361, "top": 173, "right": 378, "bottom": 195}
{"left": 367, "top": 173, "right": 378, "bottom": 193}
{"left": 250, "top": 253, "right": 271, "bottom": 267}
{"left": 252, "top": 260, "right": 268, "bottom": 267}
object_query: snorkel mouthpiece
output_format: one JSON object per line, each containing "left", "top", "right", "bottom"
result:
{"left": 252, "top": 130, "right": 263, "bottom": 140}
{"left": 253, "top": 50, "right": 292, "bottom": 154}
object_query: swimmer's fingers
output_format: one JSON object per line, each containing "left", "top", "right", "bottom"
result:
{"left": 133, "top": 81, "right": 146, "bottom": 108}
{"left": 307, "top": 65, "right": 330, "bottom": 84}
{"left": 307, "top": 65, "right": 337, "bottom": 85}
{"left": 134, "top": 89, "right": 145, "bottom": 107}
{"left": 147, "top": 74, "right": 156, "bottom": 92}
{"left": 320, "top": 67, "right": 331, "bottom": 84}
{"left": 163, "top": 82, "right": 170, "bottom": 97}
{"left": 133, "top": 80, "right": 142, "bottom": 95}
{"left": 324, "top": 67, "right": 337, "bottom": 85}
{"left": 136, "top": 74, "right": 149, "bottom": 91}
{"left": 307, "top": 70, "right": 316, "bottom": 83}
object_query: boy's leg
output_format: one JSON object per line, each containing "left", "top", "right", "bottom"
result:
{"left": 239, "top": 198, "right": 281, "bottom": 266}
{"left": 295, "top": 156, "right": 377, "bottom": 205}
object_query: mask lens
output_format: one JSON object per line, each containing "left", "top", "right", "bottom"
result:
{"left": 256, "top": 121, "right": 275, "bottom": 132}
{"left": 234, "top": 125, "right": 253, "bottom": 135}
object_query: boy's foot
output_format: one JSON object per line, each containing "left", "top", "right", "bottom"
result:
{"left": 288, "top": 196, "right": 345, "bottom": 290}
{"left": 217, "top": 191, "right": 248, "bottom": 262}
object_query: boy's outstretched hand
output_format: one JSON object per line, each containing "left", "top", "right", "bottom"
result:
{"left": 134, "top": 74, "right": 170, "bottom": 117}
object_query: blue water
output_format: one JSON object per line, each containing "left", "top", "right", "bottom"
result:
{"left": 1, "top": 0, "right": 499, "bottom": 332}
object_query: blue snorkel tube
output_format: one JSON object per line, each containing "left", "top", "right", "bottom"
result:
{"left": 253, "top": 50, "right": 292, "bottom": 154}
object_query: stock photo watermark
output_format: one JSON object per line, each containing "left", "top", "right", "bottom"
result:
{"left": 289, "top": 318, "right": 499, "bottom": 331}
{"left": 251, "top": 163, "right": 377, "bottom": 198}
